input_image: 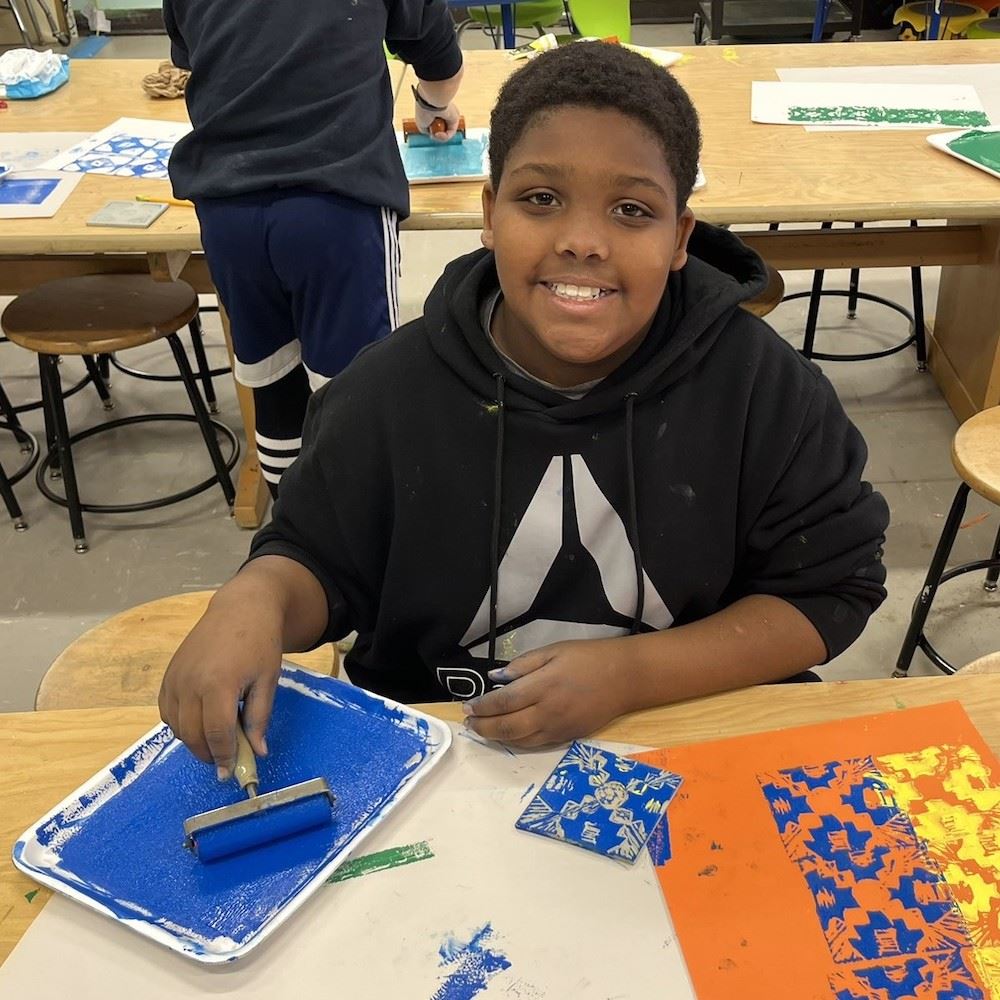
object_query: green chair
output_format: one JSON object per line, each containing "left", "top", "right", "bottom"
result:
{"left": 966, "top": 14, "right": 1000, "bottom": 35}
{"left": 457, "top": 2, "right": 567, "bottom": 46}
{"left": 568, "top": 0, "right": 632, "bottom": 41}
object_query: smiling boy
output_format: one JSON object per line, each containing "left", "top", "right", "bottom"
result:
{"left": 160, "top": 43, "right": 889, "bottom": 768}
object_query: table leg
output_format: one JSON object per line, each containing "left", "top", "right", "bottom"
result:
{"left": 929, "top": 221, "right": 1000, "bottom": 422}
{"left": 502, "top": 2, "right": 515, "bottom": 47}
{"left": 218, "top": 303, "right": 269, "bottom": 529}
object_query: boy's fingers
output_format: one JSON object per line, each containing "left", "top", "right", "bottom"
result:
{"left": 467, "top": 705, "right": 541, "bottom": 746}
{"left": 241, "top": 678, "right": 276, "bottom": 758}
{"left": 466, "top": 672, "right": 542, "bottom": 718}
{"left": 488, "top": 648, "right": 553, "bottom": 684}
{"left": 201, "top": 690, "right": 239, "bottom": 777}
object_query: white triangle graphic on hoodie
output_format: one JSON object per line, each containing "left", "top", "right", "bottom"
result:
{"left": 458, "top": 454, "right": 673, "bottom": 663}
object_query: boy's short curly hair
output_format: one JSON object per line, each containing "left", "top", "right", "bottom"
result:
{"left": 488, "top": 42, "right": 701, "bottom": 212}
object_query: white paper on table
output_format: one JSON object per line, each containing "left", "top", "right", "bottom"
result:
{"left": 777, "top": 63, "right": 1000, "bottom": 131}
{"left": 0, "top": 132, "right": 90, "bottom": 172}
{"left": 751, "top": 80, "right": 990, "bottom": 129}
{"left": 0, "top": 729, "right": 695, "bottom": 999}
{"left": 0, "top": 170, "right": 81, "bottom": 219}
{"left": 41, "top": 117, "right": 191, "bottom": 178}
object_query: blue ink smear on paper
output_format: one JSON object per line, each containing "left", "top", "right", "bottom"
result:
{"left": 515, "top": 741, "right": 682, "bottom": 864}
{"left": 13, "top": 668, "right": 442, "bottom": 959}
{"left": 399, "top": 133, "right": 489, "bottom": 182}
{"left": 646, "top": 814, "right": 672, "bottom": 866}
{"left": 520, "top": 783, "right": 536, "bottom": 802}
{"left": 433, "top": 923, "right": 511, "bottom": 1000}
{"left": 0, "top": 178, "right": 58, "bottom": 205}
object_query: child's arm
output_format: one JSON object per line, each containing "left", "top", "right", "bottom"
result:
{"left": 464, "top": 595, "right": 826, "bottom": 747}
{"left": 157, "top": 555, "right": 328, "bottom": 776}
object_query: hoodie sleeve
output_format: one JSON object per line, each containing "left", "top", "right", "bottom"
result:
{"left": 245, "top": 386, "right": 377, "bottom": 647}
{"left": 384, "top": 0, "right": 463, "bottom": 81}
{"left": 733, "top": 368, "right": 889, "bottom": 662}
{"left": 162, "top": 0, "right": 191, "bottom": 70}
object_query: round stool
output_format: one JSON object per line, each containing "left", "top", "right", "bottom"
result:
{"left": 958, "top": 651, "right": 1000, "bottom": 674}
{"left": 34, "top": 591, "right": 340, "bottom": 711}
{"left": 894, "top": 406, "right": 1000, "bottom": 677}
{"left": 1, "top": 275, "right": 239, "bottom": 553}
{"left": 966, "top": 15, "right": 1000, "bottom": 36}
{"left": 741, "top": 264, "right": 785, "bottom": 319}
{"left": 894, "top": 1, "right": 985, "bottom": 37}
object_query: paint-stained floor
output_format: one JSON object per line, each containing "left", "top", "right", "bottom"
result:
{"left": 1, "top": 27, "right": 996, "bottom": 711}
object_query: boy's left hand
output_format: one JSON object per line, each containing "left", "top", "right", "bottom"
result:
{"left": 462, "top": 639, "right": 633, "bottom": 749}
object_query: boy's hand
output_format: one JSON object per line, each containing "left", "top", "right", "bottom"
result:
{"left": 462, "top": 639, "right": 634, "bottom": 749}
{"left": 158, "top": 598, "right": 284, "bottom": 779}
{"left": 414, "top": 99, "right": 463, "bottom": 142}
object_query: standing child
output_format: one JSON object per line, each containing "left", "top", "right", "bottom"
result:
{"left": 160, "top": 43, "right": 889, "bottom": 770}
{"left": 163, "top": 0, "right": 464, "bottom": 492}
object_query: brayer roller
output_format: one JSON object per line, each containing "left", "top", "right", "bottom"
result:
{"left": 402, "top": 115, "right": 467, "bottom": 147}
{"left": 184, "top": 721, "right": 335, "bottom": 863}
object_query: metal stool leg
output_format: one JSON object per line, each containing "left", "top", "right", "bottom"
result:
{"left": 37, "top": 358, "right": 62, "bottom": 478}
{"left": 893, "top": 482, "right": 970, "bottom": 677}
{"left": 97, "top": 353, "right": 111, "bottom": 384}
{"left": 985, "top": 523, "right": 1000, "bottom": 593}
{"left": 83, "top": 355, "right": 114, "bottom": 410}
{"left": 38, "top": 355, "right": 88, "bottom": 552}
{"left": 0, "top": 458, "right": 27, "bottom": 530}
{"left": 0, "top": 380, "right": 31, "bottom": 454}
{"left": 910, "top": 221, "right": 928, "bottom": 373}
{"left": 166, "top": 333, "right": 236, "bottom": 508}
{"left": 847, "top": 222, "right": 863, "bottom": 319}
{"left": 187, "top": 316, "right": 219, "bottom": 414}
{"left": 802, "top": 221, "right": 834, "bottom": 358}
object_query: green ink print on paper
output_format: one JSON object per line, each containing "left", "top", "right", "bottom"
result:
{"left": 948, "top": 130, "right": 1000, "bottom": 172}
{"left": 326, "top": 841, "right": 434, "bottom": 883}
{"left": 788, "top": 105, "right": 990, "bottom": 128}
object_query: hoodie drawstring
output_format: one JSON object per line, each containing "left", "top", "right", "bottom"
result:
{"left": 487, "top": 374, "right": 506, "bottom": 670}
{"left": 624, "top": 392, "right": 644, "bottom": 635}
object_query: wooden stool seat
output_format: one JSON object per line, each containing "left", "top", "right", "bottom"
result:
{"left": 2, "top": 275, "right": 199, "bottom": 356}
{"left": 953, "top": 405, "right": 1000, "bottom": 506}
{"left": 35, "top": 591, "right": 339, "bottom": 711}
{"left": 741, "top": 264, "right": 785, "bottom": 319}
{"left": 958, "top": 651, "right": 1000, "bottom": 675}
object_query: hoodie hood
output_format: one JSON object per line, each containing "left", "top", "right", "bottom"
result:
{"left": 424, "top": 220, "right": 769, "bottom": 420}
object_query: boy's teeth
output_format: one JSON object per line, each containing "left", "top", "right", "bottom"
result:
{"left": 549, "top": 282, "right": 606, "bottom": 300}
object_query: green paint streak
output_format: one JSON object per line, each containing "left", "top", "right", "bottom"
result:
{"left": 894, "top": 697, "right": 906, "bottom": 710}
{"left": 24, "top": 889, "right": 39, "bottom": 903}
{"left": 948, "top": 129, "right": 1000, "bottom": 172}
{"left": 326, "top": 841, "right": 434, "bottom": 884}
{"left": 788, "top": 105, "right": 990, "bottom": 128}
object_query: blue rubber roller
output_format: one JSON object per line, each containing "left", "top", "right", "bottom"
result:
{"left": 183, "top": 723, "right": 335, "bottom": 863}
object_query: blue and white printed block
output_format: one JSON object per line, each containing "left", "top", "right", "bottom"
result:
{"left": 515, "top": 741, "right": 682, "bottom": 865}
{"left": 62, "top": 134, "right": 175, "bottom": 180}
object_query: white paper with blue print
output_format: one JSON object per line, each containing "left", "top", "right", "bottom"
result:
{"left": 515, "top": 740, "right": 682, "bottom": 863}
{"left": 41, "top": 117, "right": 191, "bottom": 180}
{"left": 397, "top": 127, "right": 489, "bottom": 184}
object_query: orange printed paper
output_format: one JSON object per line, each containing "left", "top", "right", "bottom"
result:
{"left": 636, "top": 702, "right": 1000, "bottom": 1000}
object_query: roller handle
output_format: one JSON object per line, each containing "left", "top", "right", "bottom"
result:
{"left": 233, "top": 722, "right": 259, "bottom": 797}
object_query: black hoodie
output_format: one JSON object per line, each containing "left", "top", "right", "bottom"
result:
{"left": 249, "top": 223, "right": 889, "bottom": 704}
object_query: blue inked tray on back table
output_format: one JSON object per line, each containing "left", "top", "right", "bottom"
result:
{"left": 397, "top": 127, "right": 489, "bottom": 184}
{"left": 12, "top": 666, "right": 451, "bottom": 963}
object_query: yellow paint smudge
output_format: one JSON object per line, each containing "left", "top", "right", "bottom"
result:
{"left": 723, "top": 47, "right": 739, "bottom": 63}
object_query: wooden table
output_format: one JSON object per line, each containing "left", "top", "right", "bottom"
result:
{"left": 3, "top": 674, "right": 1000, "bottom": 964}
{"left": 398, "top": 42, "right": 1000, "bottom": 421}
{"left": 0, "top": 59, "right": 407, "bottom": 528}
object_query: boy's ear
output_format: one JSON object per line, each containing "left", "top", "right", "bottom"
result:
{"left": 669, "top": 208, "right": 696, "bottom": 272}
{"left": 481, "top": 182, "right": 495, "bottom": 250}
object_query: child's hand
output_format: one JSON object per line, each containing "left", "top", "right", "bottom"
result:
{"left": 158, "top": 596, "right": 284, "bottom": 779}
{"left": 462, "top": 639, "right": 634, "bottom": 748}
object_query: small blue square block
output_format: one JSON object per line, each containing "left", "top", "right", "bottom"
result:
{"left": 515, "top": 741, "right": 682, "bottom": 865}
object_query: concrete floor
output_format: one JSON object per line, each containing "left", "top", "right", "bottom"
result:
{"left": 1, "top": 26, "right": 996, "bottom": 712}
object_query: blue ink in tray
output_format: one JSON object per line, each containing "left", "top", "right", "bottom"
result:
{"left": 433, "top": 923, "right": 511, "bottom": 1000}
{"left": 399, "top": 133, "right": 489, "bottom": 182}
{"left": 14, "top": 668, "right": 441, "bottom": 958}
{"left": 0, "top": 178, "right": 59, "bottom": 205}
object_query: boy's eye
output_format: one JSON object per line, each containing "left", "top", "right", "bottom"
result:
{"left": 614, "top": 202, "right": 650, "bottom": 219}
{"left": 524, "top": 191, "right": 558, "bottom": 207}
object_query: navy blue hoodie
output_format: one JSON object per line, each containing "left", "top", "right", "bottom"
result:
{"left": 250, "top": 223, "right": 889, "bottom": 703}
{"left": 163, "top": 0, "right": 462, "bottom": 214}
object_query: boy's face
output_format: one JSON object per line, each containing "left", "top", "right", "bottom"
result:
{"left": 482, "top": 106, "right": 695, "bottom": 389}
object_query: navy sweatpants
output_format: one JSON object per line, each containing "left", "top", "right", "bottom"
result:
{"left": 196, "top": 189, "right": 399, "bottom": 491}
